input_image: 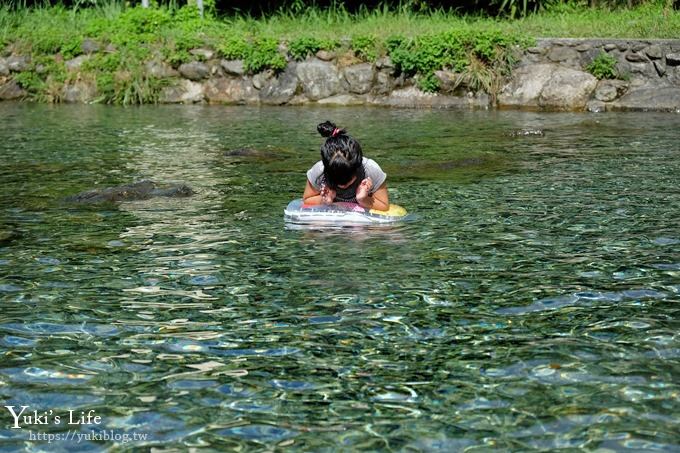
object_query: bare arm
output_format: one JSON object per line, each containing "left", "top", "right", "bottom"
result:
{"left": 357, "top": 182, "right": 389, "bottom": 211}
{"left": 303, "top": 180, "right": 335, "bottom": 205}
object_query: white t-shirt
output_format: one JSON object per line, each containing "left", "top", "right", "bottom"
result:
{"left": 306, "top": 157, "right": 387, "bottom": 202}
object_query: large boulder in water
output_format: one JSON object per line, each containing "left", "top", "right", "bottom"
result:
{"left": 65, "top": 180, "right": 194, "bottom": 204}
{"left": 498, "top": 63, "right": 597, "bottom": 111}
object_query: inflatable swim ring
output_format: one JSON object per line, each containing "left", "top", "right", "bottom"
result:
{"left": 284, "top": 199, "right": 412, "bottom": 227}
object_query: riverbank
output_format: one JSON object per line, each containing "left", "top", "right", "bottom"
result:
{"left": 1, "top": 3, "right": 679, "bottom": 111}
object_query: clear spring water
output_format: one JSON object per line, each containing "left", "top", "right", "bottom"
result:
{"left": 0, "top": 104, "right": 678, "bottom": 451}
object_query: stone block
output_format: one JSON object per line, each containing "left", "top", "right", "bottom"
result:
{"left": 536, "top": 66, "right": 597, "bottom": 110}
{"left": 595, "top": 79, "right": 629, "bottom": 102}
{"left": 0, "top": 80, "right": 25, "bottom": 100}
{"left": 221, "top": 60, "right": 245, "bottom": 76}
{"left": 160, "top": 79, "right": 205, "bottom": 103}
{"left": 7, "top": 55, "right": 30, "bottom": 72}
{"left": 343, "top": 63, "right": 374, "bottom": 94}
{"left": 190, "top": 48, "right": 214, "bottom": 60}
{"left": 260, "top": 64, "right": 299, "bottom": 105}
{"left": 62, "top": 80, "right": 97, "bottom": 103}
{"left": 296, "top": 59, "right": 342, "bottom": 100}
{"left": 610, "top": 86, "right": 680, "bottom": 111}
{"left": 204, "top": 78, "right": 258, "bottom": 104}
{"left": 498, "top": 63, "right": 555, "bottom": 108}
{"left": 145, "top": 59, "right": 179, "bottom": 79}
{"left": 645, "top": 45, "right": 663, "bottom": 60}
{"left": 654, "top": 60, "right": 667, "bottom": 77}
{"left": 252, "top": 70, "right": 274, "bottom": 90}
{"left": 315, "top": 50, "right": 335, "bottom": 61}
{"left": 625, "top": 52, "right": 647, "bottom": 63}
{"left": 81, "top": 39, "right": 100, "bottom": 55}
{"left": 178, "top": 62, "right": 210, "bottom": 81}
{"left": 65, "top": 55, "right": 90, "bottom": 71}
{"left": 547, "top": 46, "right": 579, "bottom": 63}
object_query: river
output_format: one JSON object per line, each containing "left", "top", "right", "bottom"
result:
{"left": 0, "top": 104, "right": 678, "bottom": 451}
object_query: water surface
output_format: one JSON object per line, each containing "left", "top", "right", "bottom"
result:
{"left": 0, "top": 104, "right": 679, "bottom": 451}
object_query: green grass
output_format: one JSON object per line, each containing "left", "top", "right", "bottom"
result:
{"left": 2, "top": 2, "right": 678, "bottom": 52}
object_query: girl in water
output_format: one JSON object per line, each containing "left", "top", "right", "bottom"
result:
{"left": 303, "top": 121, "right": 389, "bottom": 211}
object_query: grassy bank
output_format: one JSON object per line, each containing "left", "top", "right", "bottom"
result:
{"left": 1, "top": 2, "right": 678, "bottom": 103}
{"left": 2, "top": 1, "right": 678, "bottom": 48}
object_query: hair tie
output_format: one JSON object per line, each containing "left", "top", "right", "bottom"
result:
{"left": 332, "top": 128, "right": 340, "bottom": 137}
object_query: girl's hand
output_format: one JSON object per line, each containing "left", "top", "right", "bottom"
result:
{"left": 356, "top": 177, "right": 373, "bottom": 202}
{"left": 320, "top": 185, "right": 336, "bottom": 205}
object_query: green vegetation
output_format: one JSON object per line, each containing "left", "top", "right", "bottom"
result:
{"left": 586, "top": 51, "right": 619, "bottom": 79}
{"left": 388, "top": 29, "right": 528, "bottom": 93}
{"left": 288, "top": 37, "right": 339, "bottom": 60}
{"left": 1, "top": 1, "right": 678, "bottom": 104}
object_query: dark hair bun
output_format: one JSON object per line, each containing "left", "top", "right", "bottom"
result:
{"left": 317, "top": 120, "right": 344, "bottom": 138}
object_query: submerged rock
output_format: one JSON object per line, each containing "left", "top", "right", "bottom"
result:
{"left": 507, "top": 129, "right": 545, "bottom": 137}
{"left": 65, "top": 180, "right": 194, "bottom": 204}
{"left": 0, "top": 227, "right": 18, "bottom": 244}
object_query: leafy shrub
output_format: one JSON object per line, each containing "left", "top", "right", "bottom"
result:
{"left": 288, "top": 36, "right": 338, "bottom": 60}
{"left": 587, "top": 51, "right": 618, "bottom": 79}
{"left": 245, "top": 37, "right": 286, "bottom": 73}
{"left": 217, "top": 36, "right": 250, "bottom": 60}
{"left": 82, "top": 52, "right": 121, "bottom": 73}
{"left": 59, "top": 36, "right": 83, "bottom": 60}
{"left": 14, "top": 71, "right": 44, "bottom": 93}
{"left": 218, "top": 35, "right": 286, "bottom": 74}
{"left": 87, "top": 6, "right": 172, "bottom": 46}
{"left": 35, "top": 55, "right": 68, "bottom": 84}
{"left": 94, "top": 64, "right": 167, "bottom": 105}
{"left": 417, "top": 72, "right": 440, "bottom": 92}
{"left": 162, "top": 31, "right": 204, "bottom": 66}
{"left": 118, "top": 7, "right": 172, "bottom": 36}
{"left": 385, "top": 35, "right": 406, "bottom": 53}
{"left": 351, "top": 34, "right": 377, "bottom": 62}
{"left": 388, "top": 29, "right": 528, "bottom": 95}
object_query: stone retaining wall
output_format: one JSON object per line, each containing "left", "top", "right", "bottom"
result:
{"left": 1, "top": 38, "right": 679, "bottom": 111}
{"left": 500, "top": 38, "right": 680, "bottom": 112}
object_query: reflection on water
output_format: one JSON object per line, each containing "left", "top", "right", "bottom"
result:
{"left": 1, "top": 104, "right": 679, "bottom": 451}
